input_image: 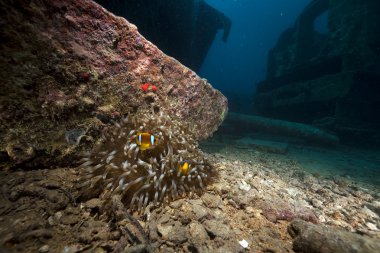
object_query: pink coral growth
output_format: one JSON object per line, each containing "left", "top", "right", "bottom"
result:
{"left": 277, "top": 208, "right": 318, "bottom": 224}
{"left": 39, "top": 83, "right": 68, "bottom": 106}
{"left": 263, "top": 207, "right": 319, "bottom": 224}
{"left": 276, "top": 209, "right": 296, "bottom": 221}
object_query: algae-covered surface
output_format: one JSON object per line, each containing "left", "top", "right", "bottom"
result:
{"left": 1, "top": 137, "right": 379, "bottom": 252}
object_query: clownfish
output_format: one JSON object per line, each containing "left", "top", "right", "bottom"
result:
{"left": 178, "top": 161, "right": 189, "bottom": 175}
{"left": 135, "top": 132, "right": 158, "bottom": 151}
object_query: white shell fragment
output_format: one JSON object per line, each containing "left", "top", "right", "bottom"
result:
{"left": 238, "top": 239, "right": 249, "bottom": 248}
{"left": 238, "top": 180, "right": 251, "bottom": 191}
{"left": 366, "top": 222, "right": 379, "bottom": 231}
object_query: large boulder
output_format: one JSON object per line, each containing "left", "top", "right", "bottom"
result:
{"left": 0, "top": 0, "right": 228, "bottom": 168}
{"left": 288, "top": 220, "right": 380, "bottom": 253}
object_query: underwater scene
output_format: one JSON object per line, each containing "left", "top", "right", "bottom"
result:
{"left": 0, "top": 0, "right": 379, "bottom": 252}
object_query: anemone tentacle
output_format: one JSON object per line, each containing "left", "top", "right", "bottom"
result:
{"left": 79, "top": 110, "right": 217, "bottom": 211}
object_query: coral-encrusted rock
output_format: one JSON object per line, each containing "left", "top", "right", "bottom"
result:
{"left": 288, "top": 220, "right": 380, "bottom": 253}
{"left": 0, "top": 0, "right": 227, "bottom": 168}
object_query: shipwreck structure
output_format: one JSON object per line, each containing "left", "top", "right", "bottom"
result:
{"left": 95, "top": 0, "right": 231, "bottom": 72}
{"left": 254, "top": 0, "right": 380, "bottom": 146}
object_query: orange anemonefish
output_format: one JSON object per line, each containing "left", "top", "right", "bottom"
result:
{"left": 178, "top": 161, "right": 189, "bottom": 175}
{"left": 135, "top": 132, "right": 158, "bottom": 151}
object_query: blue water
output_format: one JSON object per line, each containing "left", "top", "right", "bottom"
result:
{"left": 200, "top": 0, "right": 311, "bottom": 113}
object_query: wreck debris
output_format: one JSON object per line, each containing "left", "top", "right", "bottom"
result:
{"left": 228, "top": 112, "right": 339, "bottom": 146}
{"left": 255, "top": 0, "right": 380, "bottom": 146}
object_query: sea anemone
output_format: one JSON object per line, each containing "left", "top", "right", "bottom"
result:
{"left": 79, "top": 109, "right": 217, "bottom": 212}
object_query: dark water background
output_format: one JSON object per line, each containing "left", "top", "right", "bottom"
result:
{"left": 200, "top": 0, "right": 313, "bottom": 113}
{"left": 196, "top": 0, "right": 379, "bottom": 188}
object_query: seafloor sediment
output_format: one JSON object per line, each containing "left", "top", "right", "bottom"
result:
{"left": 1, "top": 144, "right": 379, "bottom": 253}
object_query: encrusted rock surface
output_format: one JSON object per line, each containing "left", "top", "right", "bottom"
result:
{"left": 0, "top": 0, "right": 227, "bottom": 168}
{"left": 289, "top": 219, "right": 380, "bottom": 253}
